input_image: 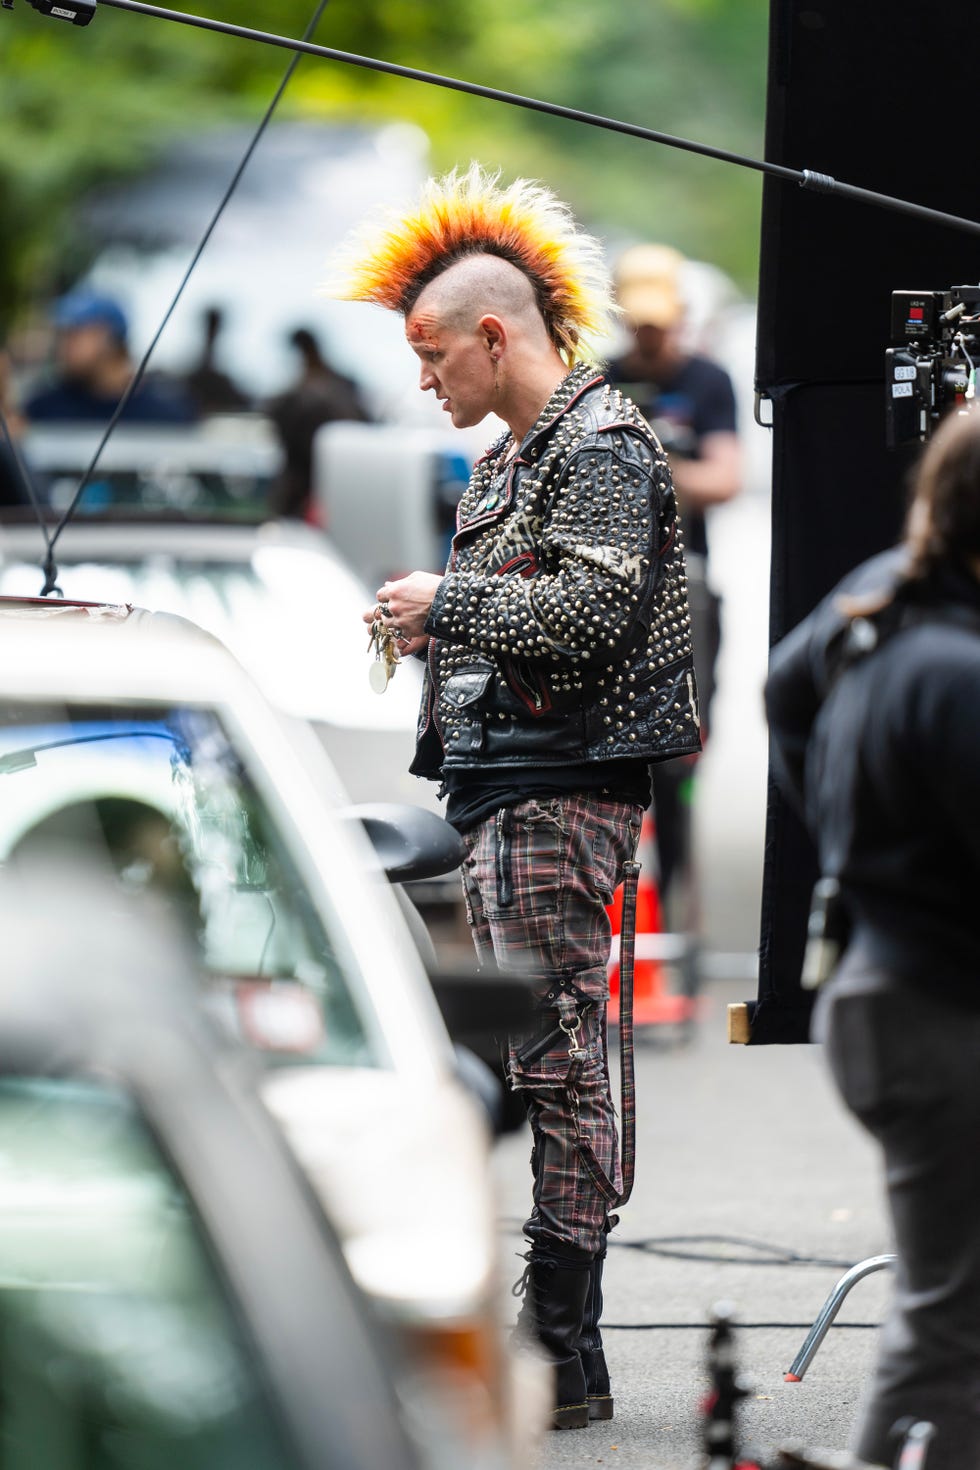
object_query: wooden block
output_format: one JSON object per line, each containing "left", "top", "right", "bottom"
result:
{"left": 727, "top": 1002, "right": 752, "bottom": 1045}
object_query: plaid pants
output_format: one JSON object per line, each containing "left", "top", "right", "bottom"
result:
{"left": 460, "top": 794, "right": 642, "bottom": 1256}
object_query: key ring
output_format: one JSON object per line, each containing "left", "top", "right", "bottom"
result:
{"left": 367, "top": 616, "right": 401, "bottom": 693}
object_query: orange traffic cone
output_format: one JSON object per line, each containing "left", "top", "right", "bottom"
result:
{"left": 606, "top": 811, "right": 696, "bottom": 1027}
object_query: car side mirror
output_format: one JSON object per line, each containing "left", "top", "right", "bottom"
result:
{"left": 344, "top": 803, "right": 465, "bottom": 883}
{"left": 427, "top": 963, "right": 538, "bottom": 1136}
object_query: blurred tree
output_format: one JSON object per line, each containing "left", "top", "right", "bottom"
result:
{"left": 0, "top": 0, "right": 769, "bottom": 335}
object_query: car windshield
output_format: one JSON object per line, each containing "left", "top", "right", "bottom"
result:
{"left": 0, "top": 705, "right": 378, "bottom": 1069}
{"left": 7, "top": 426, "right": 279, "bottom": 525}
{"left": 0, "top": 1077, "right": 299, "bottom": 1469}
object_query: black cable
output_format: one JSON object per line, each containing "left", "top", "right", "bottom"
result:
{"left": 98, "top": 0, "right": 795, "bottom": 183}
{"left": 503, "top": 1228, "right": 886, "bottom": 1331}
{"left": 97, "top": 0, "right": 980, "bottom": 241}
{"left": 22, "top": 0, "right": 980, "bottom": 587}
{"left": 38, "top": 0, "right": 331, "bottom": 596}
{"left": 500, "top": 1223, "right": 862, "bottom": 1272}
{"left": 601, "top": 1321, "right": 878, "bottom": 1332}
{"left": 611, "top": 1235, "right": 857, "bottom": 1271}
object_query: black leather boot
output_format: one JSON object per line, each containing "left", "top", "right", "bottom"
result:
{"left": 515, "top": 1247, "right": 592, "bottom": 1430}
{"left": 577, "top": 1247, "right": 613, "bottom": 1420}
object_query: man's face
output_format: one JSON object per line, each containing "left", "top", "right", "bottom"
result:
{"left": 405, "top": 310, "right": 495, "bottom": 429}
{"left": 629, "top": 321, "right": 686, "bottom": 381}
{"left": 56, "top": 323, "right": 116, "bottom": 382}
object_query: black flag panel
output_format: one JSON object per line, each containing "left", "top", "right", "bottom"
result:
{"left": 755, "top": 0, "right": 980, "bottom": 1041}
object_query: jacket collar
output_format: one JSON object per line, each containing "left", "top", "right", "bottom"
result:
{"left": 474, "top": 362, "right": 604, "bottom": 468}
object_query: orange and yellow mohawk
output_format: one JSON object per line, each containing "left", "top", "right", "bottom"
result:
{"left": 330, "top": 163, "right": 615, "bottom": 365}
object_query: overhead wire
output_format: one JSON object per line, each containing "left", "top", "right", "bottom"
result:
{"left": 10, "top": 0, "right": 980, "bottom": 591}
{"left": 33, "top": 0, "right": 332, "bottom": 596}
{"left": 0, "top": 0, "right": 906, "bottom": 1353}
{"left": 96, "top": 0, "right": 980, "bottom": 240}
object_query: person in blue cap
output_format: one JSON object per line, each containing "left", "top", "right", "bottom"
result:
{"left": 25, "top": 290, "right": 197, "bottom": 426}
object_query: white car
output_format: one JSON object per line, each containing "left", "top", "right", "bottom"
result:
{"left": 0, "top": 875, "right": 427, "bottom": 1470}
{"left": 2, "top": 421, "right": 438, "bottom": 815}
{"left": 0, "top": 597, "right": 545, "bottom": 1466}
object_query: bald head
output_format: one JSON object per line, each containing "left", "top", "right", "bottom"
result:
{"left": 411, "top": 253, "right": 551, "bottom": 347}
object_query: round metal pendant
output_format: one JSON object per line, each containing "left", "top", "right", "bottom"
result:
{"left": 369, "top": 661, "right": 390, "bottom": 694}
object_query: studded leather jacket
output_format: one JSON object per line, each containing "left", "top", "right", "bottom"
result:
{"left": 411, "top": 363, "right": 701, "bottom": 780}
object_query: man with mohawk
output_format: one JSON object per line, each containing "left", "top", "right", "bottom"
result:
{"left": 337, "top": 165, "right": 700, "bottom": 1430}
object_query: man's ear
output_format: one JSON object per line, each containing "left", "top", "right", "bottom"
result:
{"left": 479, "top": 315, "right": 506, "bottom": 359}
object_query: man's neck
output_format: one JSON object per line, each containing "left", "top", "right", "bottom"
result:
{"left": 622, "top": 347, "right": 680, "bottom": 384}
{"left": 500, "top": 357, "right": 571, "bottom": 442}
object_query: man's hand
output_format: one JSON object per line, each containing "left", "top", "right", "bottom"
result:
{"left": 362, "top": 570, "right": 442, "bottom": 657}
{"left": 375, "top": 572, "right": 443, "bottom": 639}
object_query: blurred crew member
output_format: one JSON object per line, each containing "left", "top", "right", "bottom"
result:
{"left": 0, "top": 349, "right": 27, "bottom": 507}
{"left": 766, "top": 411, "right": 980, "bottom": 1470}
{"left": 610, "top": 245, "right": 742, "bottom": 909}
{"left": 335, "top": 165, "right": 699, "bottom": 1430}
{"left": 183, "top": 306, "right": 251, "bottom": 417}
{"left": 25, "top": 291, "right": 197, "bottom": 426}
{"left": 265, "top": 326, "right": 370, "bottom": 520}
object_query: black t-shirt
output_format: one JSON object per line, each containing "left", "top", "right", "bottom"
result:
{"left": 444, "top": 759, "right": 652, "bottom": 835}
{"left": 607, "top": 354, "right": 737, "bottom": 557}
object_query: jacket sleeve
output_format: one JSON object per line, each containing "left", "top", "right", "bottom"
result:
{"left": 913, "top": 653, "right": 980, "bottom": 870}
{"left": 764, "top": 612, "right": 825, "bottom": 820}
{"left": 766, "top": 551, "right": 907, "bottom": 816}
{"left": 424, "top": 429, "right": 670, "bottom": 667}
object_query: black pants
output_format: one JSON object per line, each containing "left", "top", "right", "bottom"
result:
{"left": 813, "top": 956, "right": 980, "bottom": 1470}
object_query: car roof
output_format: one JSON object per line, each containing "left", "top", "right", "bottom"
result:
{"left": 0, "top": 514, "right": 365, "bottom": 574}
{"left": 0, "top": 595, "right": 245, "bottom": 705}
{"left": 0, "top": 521, "right": 429, "bottom": 739}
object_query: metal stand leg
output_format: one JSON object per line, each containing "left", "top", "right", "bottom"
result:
{"left": 784, "top": 1254, "right": 896, "bottom": 1382}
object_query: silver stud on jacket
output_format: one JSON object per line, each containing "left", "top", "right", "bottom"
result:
{"left": 410, "top": 364, "right": 701, "bottom": 779}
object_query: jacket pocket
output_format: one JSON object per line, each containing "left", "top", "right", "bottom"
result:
{"left": 501, "top": 657, "right": 552, "bottom": 716}
{"left": 441, "top": 664, "right": 495, "bottom": 710}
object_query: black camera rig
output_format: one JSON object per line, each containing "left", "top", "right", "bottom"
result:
{"left": 886, "top": 285, "right": 980, "bottom": 447}
{"left": 0, "top": 0, "right": 96, "bottom": 25}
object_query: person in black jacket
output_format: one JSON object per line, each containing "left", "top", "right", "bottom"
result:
{"left": 335, "top": 164, "right": 700, "bottom": 1432}
{"left": 766, "top": 410, "right": 980, "bottom": 1470}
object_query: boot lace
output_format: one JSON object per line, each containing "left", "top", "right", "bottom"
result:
{"left": 511, "top": 1249, "right": 533, "bottom": 1299}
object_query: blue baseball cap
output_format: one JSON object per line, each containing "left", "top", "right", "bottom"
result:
{"left": 52, "top": 290, "right": 129, "bottom": 342}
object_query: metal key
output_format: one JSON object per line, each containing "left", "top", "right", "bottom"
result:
{"left": 367, "top": 618, "right": 400, "bottom": 693}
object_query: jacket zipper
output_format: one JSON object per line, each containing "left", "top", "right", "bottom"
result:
{"left": 424, "top": 638, "right": 445, "bottom": 750}
{"left": 495, "top": 807, "right": 514, "bottom": 908}
{"left": 507, "top": 657, "right": 550, "bottom": 714}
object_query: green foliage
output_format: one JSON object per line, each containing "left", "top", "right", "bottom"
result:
{"left": 0, "top": 0, "right": 770, "bottom": 333}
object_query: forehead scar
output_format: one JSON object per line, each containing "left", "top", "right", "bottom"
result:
{"left": 406, "top": 311, "right": 441, "bottom": 348}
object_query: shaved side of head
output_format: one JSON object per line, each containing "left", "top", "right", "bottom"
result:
{"left": 410, "top": 254, "right": 551, "bottom": 347}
